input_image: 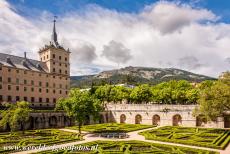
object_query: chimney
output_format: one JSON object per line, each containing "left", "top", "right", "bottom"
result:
{"left": 24, "top": 52, "right": 27, "bottom": 59}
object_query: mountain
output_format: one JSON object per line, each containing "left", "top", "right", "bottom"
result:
{"left": 70, "top": 66, "right": 216, "bottom": 88}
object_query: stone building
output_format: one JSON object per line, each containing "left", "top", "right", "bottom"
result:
{"left": 0, "top": 18, "right": 70, "bottom": 108}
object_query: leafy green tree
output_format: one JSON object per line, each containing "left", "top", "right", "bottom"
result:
{"left": 109, "top": 86, "right": 130, "bottom": 103}
{"left": 95, "top": 84, "right": 112, "bottom": 105}
{"left": 130, "top": 84, "right": 152, "bottom": 103}
{"left": 56, "top": 89, "right": 102, "bottom": 134}
{"left": 0, "top": 101, "right": 31, "bottom": 134}
{"left": 195, "top": 72, "right": 230, "bottom": 120}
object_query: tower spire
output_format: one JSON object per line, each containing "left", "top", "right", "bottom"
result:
{"left": 51, "top": 16, "right": 59, "bottom": 47}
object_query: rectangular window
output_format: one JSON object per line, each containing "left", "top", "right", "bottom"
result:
{"left": 39, "top": 97, "right": 42, "bottom": 103}
{"left": 0, "top": 77, "right": 2, "bottom": 82}
{"left": 59, "top": 69, "right": 62, "bottom": 74}
{"left": 16, "top": 78, "right": 19, "bottom": 84}
{"left": 59, "top": 90, "right": 62, "bottom": 94}
{"left": 39, "top": 81, "right": 42, "bottom": 86}
{"left": 46, "top": 89, "right": 49, "bottom": 93}
{"left": 8, "top": 85, "right": 11, "bottom": 90}
{"left": 53, "top": 98, "right": 56, "bottom": 103}
{"left": 65, "top": 57, "right": 67, "bottom": 61}
{"left": 8, "top": 77, "right": 11, "bottom": 83}
{"left": 24, "top": 80, "right": 27, "bottom": 84}
{"left": 0, "top": 84, "right": 2, "bottom": 89}
{"left": 39, "top": 88, "right": 42, "bottom": 93}
{"left": 31, "top": 87, "right": 34, "bottom": 92}
{"left": 53, "top": 54, "right": 55, "bottom": 59}
{"left": 24, "top": 97, "right": 27, "bottom": 101}
{"left": 16, "top": 86, "right": 19, "bottom": 91}
{"left": 0, "top": 95, "right": 3, "bottom": 101}
{"left": 24, "top": 87, "right": 27, "bottom": 92}
{"left": 8, "top": 68, "right": 11, "bottom": 72}
{"left": 31, "top": 97, "right": 35, "bottom": 102}
{"left": 46, "top": 98, "right": 49, "bottom": 103}
{"left": 53, "top": 89, "right": 56, "bottom": 94}
{"left": 7, "top": 96, "right": 12, "bottom": 101}
{"left": 46, "top": 82, "right": 49, "bottom": 87}
{"left": 16, "top": 96, "right": 20, "bottom": 101}
{"left": 59, "top": 56, "right": 61, "bottom": 60}
{"left": 31, "top": 80, "right": 34, "bottom": 85}
{"left": 53, "top": 68, "right": 55, "bottom": 72}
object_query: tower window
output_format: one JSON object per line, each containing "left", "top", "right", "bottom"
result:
{"left": 53, "top": 68, "right": 55, "bottom": 72}
{"left": 65, "top": 57, "right": 67, "bottom": 61}
{"left": 8, "top": 85, "right": 11, "bottom": 90}
{"left": 8, "top": 77, "right": 11, "bottom": 83}
{"left": 47, "top": 55, "right": 49, "bottom": 59}
{"left": 59, "top": 69, "right": 62, "bottom": 73}
{"left": 59, "top": 56, "right": 61, "bottom": 60}
{"left": 53, "top": 54, "right": 55, "bottom": 59}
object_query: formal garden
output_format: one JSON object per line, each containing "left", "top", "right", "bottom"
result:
{"left": 0, "top": 129, "right": 81, "bottom": 153}
{"left": 68, "top": 123, "right": 155, "bottom": 133}
{"left": 139, "top": 126, "right": 230, "bottom": 149}
{"left": 36, "top": 140, "right": 218, "bottom": 154}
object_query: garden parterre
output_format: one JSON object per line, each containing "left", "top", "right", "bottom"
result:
{"left": 0, "top": 129, "right": 81, "bottom": 153}
{"left": 139, "top": 126, "right": 230, "bottom": 149}
{"left": 68, "top": 123, "right": 155, "bottom": 133}
{"left": 36, "top": 140, "right": 219, "bottom": 154}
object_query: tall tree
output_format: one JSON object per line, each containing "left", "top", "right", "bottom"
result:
{"left": 0, "top": 101, "right": 31, "bottom": 134}
{"left": 130, "top": 84, "right": 152, "bottom": 103}
{"left": 56, "top": 89, "right": 102, "bottom": 134}
{"left": 195, "top": 72, "right": 230, "bottom": 120}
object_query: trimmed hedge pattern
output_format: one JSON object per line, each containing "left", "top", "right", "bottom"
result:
{"left": 0, "top": 129, "right": 81, "bottom": 153}
{"left": 37, "top": 140, "right": 219, "bottom": 154}
{"left": 139, "top": 126, "right": 230, "bottom": 149}
{"left": 68, "top": 123, "right": 155, "bottom": 133}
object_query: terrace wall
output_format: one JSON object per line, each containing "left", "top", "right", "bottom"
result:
{"left": 105, "top": 104, "right": 225, "bottom": 128}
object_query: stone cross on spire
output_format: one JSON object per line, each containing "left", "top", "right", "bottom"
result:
{"left": 51, "top": 16, "right": 59, "bottom": 47}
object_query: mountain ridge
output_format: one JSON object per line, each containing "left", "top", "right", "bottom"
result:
{"left": 70, "top": 66, "right": 216, "bottom": 88}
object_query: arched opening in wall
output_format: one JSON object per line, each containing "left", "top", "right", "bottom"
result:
{"left": 224, "top": 115, "right": 230, "bottom": 128}
{"left": 196, "top": 115, "right": 207, "bottom": 127}
{"left": 49, "top": 116, "right": 58, "bottom": 127}
{"left": 152, "top": 114, "right": 160, "bottom": 126}
{"left": 29, "top": 116, "right": 34, "bottom": 129}
{"left": 99, "top": 114, "right": 104, "bottom": 124}
{"left": 172, "top": 114, "right": 182, "bottom": 126}
{"left": 120, "top": 114, "right": 126, "bottom": 123}
{"left": 135, "top": 114, "right": 142, "bottom": 124}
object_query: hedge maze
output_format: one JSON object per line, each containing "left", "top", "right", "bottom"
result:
{"left": 0, "top": 129, "right": 81, "bottom": 153}
{"left": 139, "top": 126, "right": 230, "bottom": 149}
{"left": 69, "top": 123, "right": 155, "bottom": 133}
{"left": 37, "top": 140, "right": 218, "bottom": 154}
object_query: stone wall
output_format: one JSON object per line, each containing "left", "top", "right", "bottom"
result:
{"left": 105, "top": 104, "right": 225, "bottom": 128}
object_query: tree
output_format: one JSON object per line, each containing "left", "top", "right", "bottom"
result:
{"left": 95, "top": 84, "right": 112, "bottom": 105}
{"left": 195, "top": 72, "right": 230, "bottom": 120}
{"left": 56, "top": 89, "right": 102, "bottom": 134}
{"left": 130, "top": 84, "right": 152, "bottom": 103}
{"left": 109, "top": 86, "right": 130, "bottom": 103}
{"left": 0, "top": 101, "right": 31, "bottom": 134}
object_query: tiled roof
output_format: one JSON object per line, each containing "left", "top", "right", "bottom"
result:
{"left": 0, "top": 53, "right": 48, "bottom": 73}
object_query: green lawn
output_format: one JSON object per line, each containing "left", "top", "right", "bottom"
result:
{"left": 37, "top": 140, "right": 219, "bottom": 154}
{"left": 139, "top": 126, "right": 230, "bottom": 149}
{"left": 68, "top": 123, "right": 155, "bottom": 133}
{"left": 0, "top": 129, "right": 81, "bottom": 153}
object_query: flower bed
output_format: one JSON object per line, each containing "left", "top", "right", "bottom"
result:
{"left": 139, "top": 126, "right": 230, "bottom": 149}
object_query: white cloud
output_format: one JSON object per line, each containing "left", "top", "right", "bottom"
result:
{"left": 0, "top": 0, "right": 229, "bottom": 77}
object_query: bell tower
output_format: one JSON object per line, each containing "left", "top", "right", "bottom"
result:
{"left": 38, "top": 17, "right": 70, "bottom": 76}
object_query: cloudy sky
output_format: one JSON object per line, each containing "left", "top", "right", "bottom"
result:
{"left": 1, "top": 0, "right": 230, "bottom": 77}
